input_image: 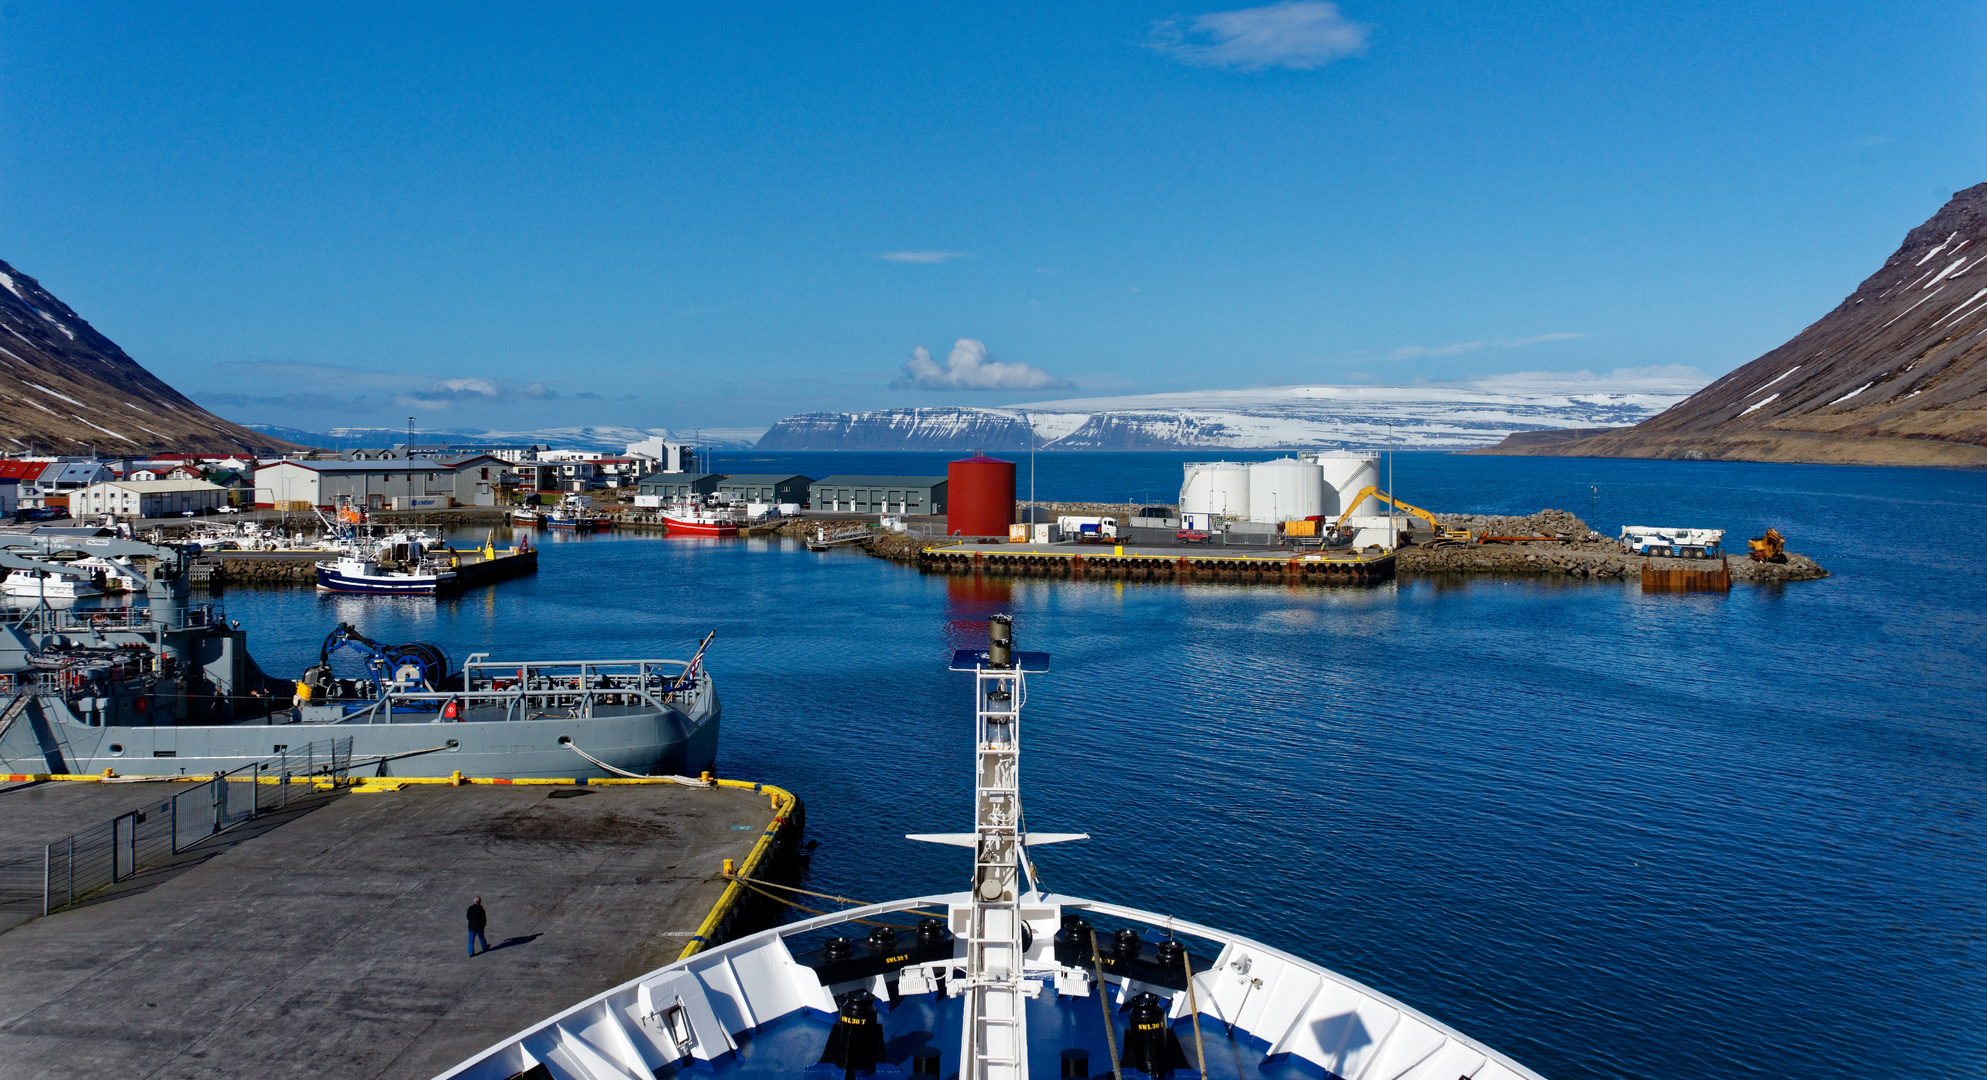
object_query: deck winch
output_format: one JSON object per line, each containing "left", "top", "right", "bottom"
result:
{"left": 816, "top": 989, "right": 886, "bottom": 1078}
{"left": 299, "top": 622, "right": 455, "bottom": 703}
{"left": 1121, "top": 992, "right": 1190, "bottom": 1079}
{"left": 798, "top": 917, "right": 954, "bottom": 987}
{"left": 1052, "top": 916, "right": 1205, "bottom": 992}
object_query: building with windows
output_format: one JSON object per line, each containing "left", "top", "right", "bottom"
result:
{"left": 808, "top": 475, "right": 946, "bottom": 515}
{"left": 633, "top": 473, "right": 721, "bottom": 502}
{"left": 715, "top": 474, "right": 812, "bottom": 505}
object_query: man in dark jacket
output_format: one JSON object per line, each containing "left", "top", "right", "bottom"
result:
{"left": 467, "top": 896, "right": 489, "bottom": 956}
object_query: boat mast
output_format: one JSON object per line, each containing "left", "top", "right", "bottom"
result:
{"left": 962, "top": 614, "right": 1029, "bottom": 1080}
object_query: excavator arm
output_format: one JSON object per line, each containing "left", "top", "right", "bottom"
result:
{"left": 1330, "top": 487, "right": 1472, "bottom": 541}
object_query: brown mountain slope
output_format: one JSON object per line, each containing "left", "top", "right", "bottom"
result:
{"left": 0, "top": 260, "right": 299, "bottom": 455}
{"left": 1479, "top": 183, "right": 1987, "bottom": 466}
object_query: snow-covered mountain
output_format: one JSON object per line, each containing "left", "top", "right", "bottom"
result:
{"left": 246, "top": 424, "right": 767, "bottom": 452}
{"left": 756, "top": 376, "right": 1700, "bottom": 451}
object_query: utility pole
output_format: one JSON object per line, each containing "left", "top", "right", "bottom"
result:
{"left": 1025, "top": 414, "right": 1036, "bottom": 532}
{"left": 407, "top": 416, "right": 416, "bottom": 505}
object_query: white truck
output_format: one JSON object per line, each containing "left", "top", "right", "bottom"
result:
{"left": 1056, "top": 515, "right": 1119, "bottom": 543}
{"left": 1620, "top": 525, "right": 1725, "bottom": 558}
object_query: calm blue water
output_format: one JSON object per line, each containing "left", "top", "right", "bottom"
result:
{"left": 216, "top": 453, "right": 1987, "bottom": 1080}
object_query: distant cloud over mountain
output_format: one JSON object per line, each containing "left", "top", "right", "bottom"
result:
{"left": 891, "top": 339, "right": 1077, "bottom": 391}
{"left": 874, "top": 251, "right": 975, "bottom": 264}
{"left": 1147, "top": 1, "right": 1370, "bottom": 71}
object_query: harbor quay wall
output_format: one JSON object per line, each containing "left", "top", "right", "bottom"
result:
{"left": 0, "top": 775, "right": 806, "bottom": 1080}
{"left": 865, "top": 507, "right": 1829, "bottom": 585}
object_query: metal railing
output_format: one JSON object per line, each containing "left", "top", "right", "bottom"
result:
{"left": 329, "top": 659, "right": 704, "bottom": 725}
{"left": 0, "top": 737, "right": 352, "bottom": 918}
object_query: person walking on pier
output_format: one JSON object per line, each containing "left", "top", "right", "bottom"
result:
{"left": 467, "top": 897, "right": 490, "bottom": 956}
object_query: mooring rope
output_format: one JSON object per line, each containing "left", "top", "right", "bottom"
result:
{"left": 717, "top": 874, "right": 945, "bottom": 930}
{"left": 564, "top": 740, "right": 710, "bottom": 785}
{"left": 1181, "top": 944, "right": 1208, "bottom": 1080}
{"left": 1089, "top": 927, "right": 1125, "bottom": 1080}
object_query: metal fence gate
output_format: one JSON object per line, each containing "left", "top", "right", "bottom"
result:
{"left": 0, "top": 737, "right": 353, "bottom": 918}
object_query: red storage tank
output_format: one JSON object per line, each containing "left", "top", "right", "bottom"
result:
{"left": 947, "top": 452, "right": 1016, "bottom": 537}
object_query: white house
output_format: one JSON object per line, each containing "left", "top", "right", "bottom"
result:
{"left": 71, "top": 479, "right": 228, "bottom": 519}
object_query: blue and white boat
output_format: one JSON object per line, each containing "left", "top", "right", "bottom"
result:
{"left": 430, "top": 617, "right": 1546, "bottom": 1080}
{"left": 315, "top": 551, "right": 459, "bottom": 594}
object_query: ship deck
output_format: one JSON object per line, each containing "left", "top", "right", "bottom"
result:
{"left": 0, "top": 780, "right": 788, "bottom": 1080}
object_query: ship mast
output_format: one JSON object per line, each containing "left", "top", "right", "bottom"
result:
{"left": 917, "top": 617, "right": 1077, "bottom": 1080}
{"left": 960, "top": 614, "right": 1029, "bottom": 1080}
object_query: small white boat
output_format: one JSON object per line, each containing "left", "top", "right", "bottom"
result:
{"left": 511, "top": 506, "right": 540, "bottom": 524}
{"left": 1, "top": 567, "right": 105, "bottom": 599}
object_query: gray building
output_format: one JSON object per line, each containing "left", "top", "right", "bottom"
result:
{"left": 715, "top": 474, "right": 812, "bottom": 505}
{"left": 635, "top": 473, "right": 721, "bottom": 501}
{"left": 809, "top": 475, "right": 946, "bottom": 515}
{"left": 255, "top": 455, "right": 510, "bottom": 508}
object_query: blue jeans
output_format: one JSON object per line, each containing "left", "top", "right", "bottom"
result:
{"left": 468, "top": 929, "right": 489, "bottom": 955}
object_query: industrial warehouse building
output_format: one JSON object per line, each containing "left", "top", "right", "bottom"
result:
{"left": 809, "top": 475, "right": 947, "bottom": 515}
{"left": 715, "top": 474, "right": 812, "bottom": 505}
{"left": 71, "top": 479, "right": 228, "bottom": 519}
{"left": 254, "top": 456, "right": 510, "bottom": 509}
{"left": 634, "top": 473, "right": 721, "bottom": 501}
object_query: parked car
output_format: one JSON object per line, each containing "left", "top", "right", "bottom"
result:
{"left": 14, "top": 506, "right": 67, "bottom": 522}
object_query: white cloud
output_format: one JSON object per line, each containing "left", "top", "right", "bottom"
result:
{"left": 1385, "top": 332, "right": 1587, "bottom": 361}
{"left": 1468, "top": 365, "right": 1708, "bottom": 396}
{"left": 876, "top": 251, "right": 975, "bottom": 264}
{"left": 891, "top": 339, "right": 1077, "bottom": 391}
{"left": 1389, "top": 341, "right": 1484, "bottom": 360}
{"left": 394, "top": 376, "right": 561, "bottom": 409}
{"left": 1148, "top": 1, "right": 1370, "bottom": 71}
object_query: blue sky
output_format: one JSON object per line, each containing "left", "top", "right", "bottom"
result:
{"left": 2, "top": 1, "right": 1982, "bottom": 433}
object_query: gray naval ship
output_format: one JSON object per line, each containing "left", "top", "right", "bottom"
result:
{"left": 0, "top": 531, "right": 718, "bottom": 780}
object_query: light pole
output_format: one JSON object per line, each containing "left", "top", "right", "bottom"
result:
{"left": 1388, "top": 423, "right": 1396, "bottom": 551}
{"left": 1025, "top": 414, "right": 1036, "bottom": 533}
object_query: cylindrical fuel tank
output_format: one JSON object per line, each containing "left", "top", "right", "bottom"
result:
{"left": 1179, "top": 462, "right": 1250, "bottom": 520}
{"left": 947, "top": 453, "right": 1016, "bottom": 537}
{"left": 1247, "top": 458, "right": 1325, "bottom": 522}
{"left": 1304, "top": 451, "right": 1381, "bottom": 517}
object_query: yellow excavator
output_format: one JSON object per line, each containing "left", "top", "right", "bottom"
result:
{"left": 1747, "top": 527, "right": 1787, "bottom": 563}
{"left": 1325, "top": 487, "right": 1476, "bottom": 547}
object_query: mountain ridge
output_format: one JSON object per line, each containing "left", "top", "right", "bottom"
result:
{"left": 0, "top": 260, "right": 298, "bottom": 455}
{"left": 1478, "top": 184, "right": 1987, "bottom": 466}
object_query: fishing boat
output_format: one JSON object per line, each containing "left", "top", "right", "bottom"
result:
{"left": 0, "top": 533, "right": 719, "bottom": 780}
{"left": 315, "top": 551, "right": 460, "bottom": 594}
{"left": 512, "top": 505, "right": 541, "bottom": 524}
{"left": 428, "top": 616, "right": 1546, "bottom": 1080}
{"left": 545, "top": 494, "right": 613, "bottom": 532}
{"left": 315, "top": 526, "right": 463, "bottom": 594}
{"left": 662, "top": 496, "right": 742, "bottom": 537}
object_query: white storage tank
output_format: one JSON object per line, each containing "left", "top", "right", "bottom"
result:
{"left": 1180, "top": 462, "right": 1251, "bottom": 521}
{"left": 1246, "top": 458, "right": 1325, "bottom": 522}
{"left": 1303, "top": 451, "right": 1381, "bottom": 517}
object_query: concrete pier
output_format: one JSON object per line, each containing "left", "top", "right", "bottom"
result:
{"left": 919, "top": 541, "right": 1398, "bottom": 585}
{"left": 0, "top": 780, "right": 792, "bottom": 1079}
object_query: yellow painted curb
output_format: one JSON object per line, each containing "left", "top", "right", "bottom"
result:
{"left": 677, "top": 778, "right": 798, "bottom": 961}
